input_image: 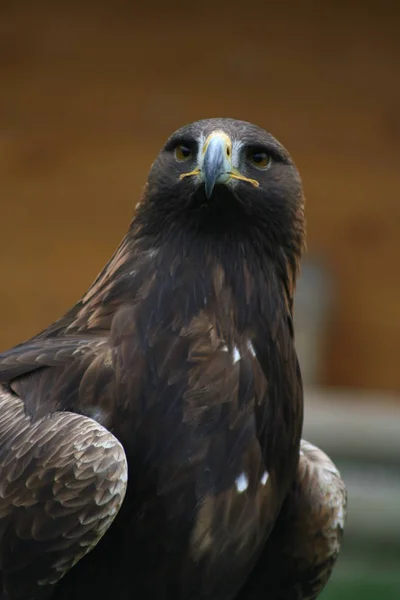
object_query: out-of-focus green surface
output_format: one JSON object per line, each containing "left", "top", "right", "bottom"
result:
{"left": 323, "top": 581, "right": 400, "bottom": 600}
{"left": 320, "top": 537, "right": 400, "bottom": 600}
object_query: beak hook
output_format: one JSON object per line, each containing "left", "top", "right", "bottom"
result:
{"left": 179, "top": 131, "right": 260, "bottom": 195}
{"left": 202, "top": 134, "right": 231, "bottom": 199}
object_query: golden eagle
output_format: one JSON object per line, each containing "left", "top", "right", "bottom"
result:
{"left": 0, "top": 119, "right": 346, "bottom": 600}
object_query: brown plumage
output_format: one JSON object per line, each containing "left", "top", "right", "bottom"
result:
{"left": 0, "top": 118, "right": 346, "bottom": 599}
{"left": 0, "top": 388, "right": 127, "bottom": 599}
{"left": 237, "top": 440, "right": 347, "bottom": 600}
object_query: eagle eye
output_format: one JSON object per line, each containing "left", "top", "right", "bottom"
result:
{"left": 175, "top": 144, "right": 192, "bottom": 161}
{"left": 246, "top": 148, "right": 271, "bottom": 170}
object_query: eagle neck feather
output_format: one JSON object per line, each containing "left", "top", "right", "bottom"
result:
{"left": 64, "top": 212, "right": 299, "bottom": 338}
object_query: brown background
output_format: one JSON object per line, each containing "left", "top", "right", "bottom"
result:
{"left": 0, "top": 1, "right": 399, "bottom": 392}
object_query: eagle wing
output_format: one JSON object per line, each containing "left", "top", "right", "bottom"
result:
{"left": 0, "top": 386, "right": 127, "bottom": 599}
{"left": 237, "top": 439, "right": 347, "bottom": 600}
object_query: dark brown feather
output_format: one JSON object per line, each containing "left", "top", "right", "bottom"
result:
{"left": 0, "top": 118, "right": 307, "bottom": 599}
{"left": 0, "top": 388, "right": 127, "bottom": 599}
{"left": 237, "top": 440, "right": 347, "bottom": 600}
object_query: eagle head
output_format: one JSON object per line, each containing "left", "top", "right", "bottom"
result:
{"left": 142, "top": 118, "right": 305, "bottom": 261}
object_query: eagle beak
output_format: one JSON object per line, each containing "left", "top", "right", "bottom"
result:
{"left": 201, "top": 132, "right": 232, "bottom": 199}
{"left": 179, "top": 130, "right": 260, "bottom": 195}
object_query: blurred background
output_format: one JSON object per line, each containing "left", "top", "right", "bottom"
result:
{"left": 1, "top": 1, "right": 399, "bottom": 598}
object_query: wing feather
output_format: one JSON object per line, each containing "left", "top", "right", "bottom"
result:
{"left": 0, "top": 387, "right": 127, "bottom": 599}
{"left": 0, "top": 337, "right": 107, "bottom": 384}
{"left": 237, "top": 439, "right": 347, "bottom": 600}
